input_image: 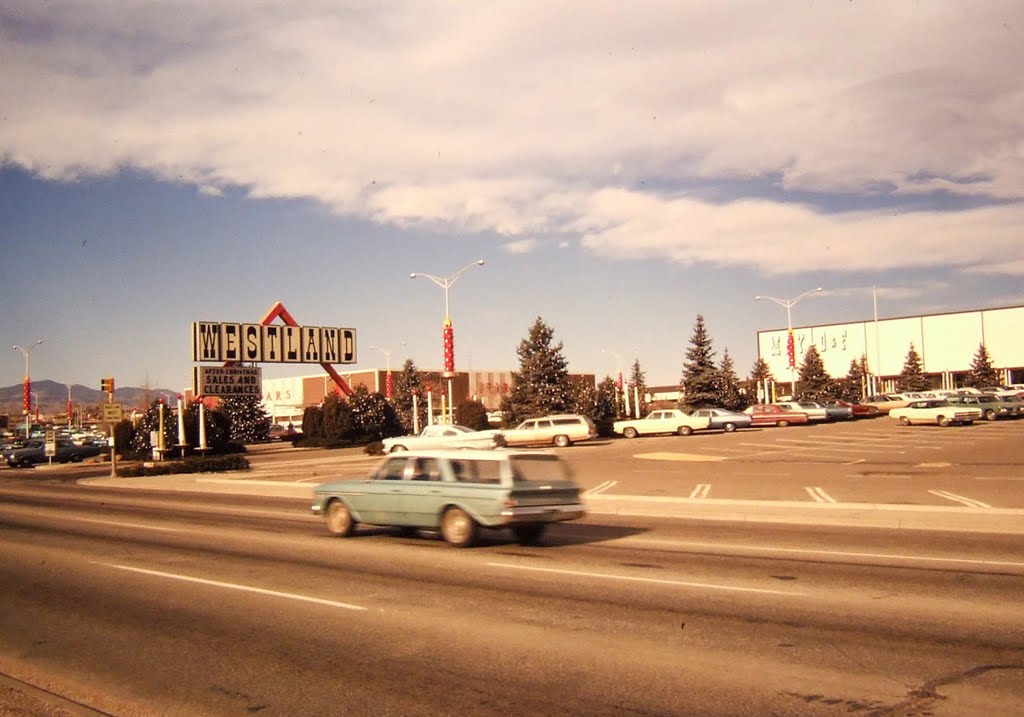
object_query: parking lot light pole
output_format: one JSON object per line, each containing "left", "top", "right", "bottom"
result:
{"left": 13, "top": 339, "right": 43, "bottom": 438}
{"left": 410, "top": 259, "right": 485, "bottom": 424}
{"left": 755, "top": 288, "right": 823, "bottom": 397}
{"left": 369, "top": 343, "right": 406, "bottom": 400}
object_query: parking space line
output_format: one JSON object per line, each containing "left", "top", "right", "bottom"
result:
{"left": 587, "top": 480, "right": 618, "bottom": 495}
{"left": 929, "top": 490, "right": 991, "bottom": 508}
{"left": 805, "top": 486, "right": 837, "bottom": 503}
{"left": 690, "top": 484, "right": 711, "bottom": 499}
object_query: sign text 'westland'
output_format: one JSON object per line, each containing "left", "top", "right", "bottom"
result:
{"left": 192, "top": 322, "right": 357, "bottom": 364}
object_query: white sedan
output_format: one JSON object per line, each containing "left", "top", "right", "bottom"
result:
{"left": 382, "top": 424, "right": 505, "bottom": 453}
{"left": 613, "top": 409, "right": 710, "bottom": 438}
{"left": 888, "top": 399, "right": 982, "bottom": 427}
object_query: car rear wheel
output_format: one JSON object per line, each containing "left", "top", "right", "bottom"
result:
{"left": 985, "top": 410, "right": 997, "bottom": 421}
{"left": 512, "top": 524, "right": 546, "bottom": 546}
{"left": 777, "top": 420, "right": 789, "bottom": 427}
{"left": 70, "top": 454, "right": 83, "bottom": 463}
{"left": 723, "top": 422, "right": 736, "bottom": 432}
{"left": 622, "top": 427, "right": 638, "bottom": 439}
{"left": 441, "top": 507, "right": 477, "bottom": 548}
{"left": 325, "top": 500, "right": 355, "bottom": 537}
{"left": 937, "top": 415, "right": 950, "bottom": 427}
{"left": 553, "top": 434, "right": 571, "bottom": 448}
{"left": 677, "top": 426, "right": 693, "bottom": 436}
{"left": 389, "top": 444, "right": 408, "bottom": 452}
{"left": 899, "top": 416, "right": 911, "bottom": 426}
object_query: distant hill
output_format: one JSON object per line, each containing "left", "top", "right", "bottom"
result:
{"left": 0, "top": 379, "right": 179, "bottom": 420}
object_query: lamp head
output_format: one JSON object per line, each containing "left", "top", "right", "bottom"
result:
{"left": 755, "top": 296, "right": 762, "bottom": 301}
{"left": 409, "top": 273, "right": 417, "bottom": 279}
{"left": 476, "top": 259, "right": 485, "bottom": 266}
{"left": 815, "top": 287, "right": 823, "bottom": 292}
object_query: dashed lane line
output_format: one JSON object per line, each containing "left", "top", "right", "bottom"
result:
{"left": 929, "top": 490, "right": 991, "bottom": 508}
{"left": 690, "top": 484, "right": 711, "bottom": 499}
{"left": 805, "top": 486, "right": 837, "bottom": 503}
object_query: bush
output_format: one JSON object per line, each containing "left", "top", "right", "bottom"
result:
{"left": 455, "top": 399, "right": 489, "bottom": 430}
{"left": 364, "top": 441, "right": 385, "bottom": 455}
{"left": 119, "top": 454, "right": 249, "bottom": 477}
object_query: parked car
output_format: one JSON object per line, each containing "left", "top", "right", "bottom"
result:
{"left": 822, "top": 400, "right": 876, "bottom": 418}
{"left": 501, "top": 414, "right": 597, "bottom": 448}
{"left": 311, "top": 449, "right": 586, "bottom": 547}
{"left": 686, "top": 407, "right": 753, "bottom": 432}
{"left": 773, "top": 401, "right": 828, "bottom": 421}
{"left": 4, "top": 438, "right": 103, "bottom": 467}
{"left": 888, "top": 399, "right": 982, "bottom": 427}
{"left": 743, "top": 403, "right": 809, "bottom": 427}
{"left": 861, "top": 394, "right": 911, "bottom": 414}
{"left": 613, "top": 409, "right": 710, "bottom": 438}
{"left": 947, "top": 393, "right": 1020, "bottom": 421}
{"left": 382, "top": 424, "right": 505, "bottom": 452}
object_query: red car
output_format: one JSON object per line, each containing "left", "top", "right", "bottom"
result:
{"left": 744, "top": 403, "right": 810, "bottom": 427}
{"left": 830, "top": 400, "right": 880, "bottom": 418}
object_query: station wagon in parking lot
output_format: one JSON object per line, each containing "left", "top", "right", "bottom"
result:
{"left": 501, "top": 414, "right": 597, "bottom": 447}
{"left": 888, "top": 399, "right": 982, "bottom": 427}
{"left": 312, "top": 449, "right": 586, "bottom": 547}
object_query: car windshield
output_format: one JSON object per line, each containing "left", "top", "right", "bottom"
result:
{"left": 510, "top": 455, "right": 572, "bottom": 484}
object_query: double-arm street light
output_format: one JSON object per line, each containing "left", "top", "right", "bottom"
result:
{"left": 13, "top": 339, "right": 43, "bottom": 437}
{"left": 755, "top": 288, "right": 823, "bottom": 397}
{"left": 410, "top": 260, "right": 485, "bottom": 423}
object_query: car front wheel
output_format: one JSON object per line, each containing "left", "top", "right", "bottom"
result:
{"left": 622, "top": 427, "right": 638, "bottom": 439}
{"left": 389, "top": 445, "right": 407, "bottom": 452}
{"left": 677, "top": 426, "right": 693, "bottom": 436}
{"left": 325, "top": 500, "right": 355, "bottom": 537}
{"left": 441, "top": 507, "right": 477, "bottom": 548}
{"left": 937, "top": 415, "right": 950, "bottom": 427}
{"left": 899, "top": 416, "right": 911, "bottom": 426}
{"left": 985, "top": 410, "right": 997, "bottom": 421}
{"left": 723, "top": 422, "right": 736, "bottom": 432}
{"left": 777, "top": 420, "right": 789, "bottom": 427}
{"left": 553, "top": 434, "right": 571, "bottom": 448}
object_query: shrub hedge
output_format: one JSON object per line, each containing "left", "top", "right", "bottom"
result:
{"left": 119, "top": 454, "right": 250, "bottom": 477}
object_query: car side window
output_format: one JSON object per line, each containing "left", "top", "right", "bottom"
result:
{"left": 453, "top": 459, "right": 501, "bottom": 484}
{"left": 553, "top": 418, "right": 579, "bottom": 426}
{"left": 411, "top": 457, "right": 442, "bottom": 481}
{"left": 374, "top": 457, "right": 408, "bottom": 480}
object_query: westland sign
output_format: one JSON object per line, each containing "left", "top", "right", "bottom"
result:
{"left": 192, "top": 322, "right": 357, "bottom": 364}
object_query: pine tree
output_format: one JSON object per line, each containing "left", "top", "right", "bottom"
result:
{"left": 348, "top": 385, "right": 402, "bottom": 442}
{"left": 220, "top": 395, "right": 271, "bottom": 444}
{"left": 591, "top": 376, "right": 619, "bottom": 437}
{"left": 393, "top": 358, "right": 426, "bottom": 433}
{"left": 679, "top": 315, "right": 718, "bottom": 409}
{"left": 628, "top": 358, "right": 648, "bottom": 417}
{"left": 963, "top": 343, "right": 1001, "bottom": 388}
{"left": 897, "top": 343, "right": 931, "bottom": 392}
{"left": 500, "top": 317, "right": 571, "bottom": 425}
{"left": 716, "top": 349, "right": 747, "bottom": 410}
{"left": 797, "top": 345, "right": 831, "bottom": 400}
{"left": 838, "top": 356, "right": 869, "bottom": 402}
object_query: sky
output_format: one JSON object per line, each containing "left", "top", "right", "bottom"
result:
{"left": 2, "top": 1, "right": 1024, "bottom": 392}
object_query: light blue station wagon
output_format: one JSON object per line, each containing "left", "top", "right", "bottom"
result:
{"left": 312, "top": 449, "right": 586, "bottom": 547}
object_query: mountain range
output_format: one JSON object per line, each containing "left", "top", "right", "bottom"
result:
{"left": 0, "top": 380, "right": 179, "bottom": 420}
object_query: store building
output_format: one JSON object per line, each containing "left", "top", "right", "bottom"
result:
{"left": 756, "top": 304, "right": 1024, "bottom": 394}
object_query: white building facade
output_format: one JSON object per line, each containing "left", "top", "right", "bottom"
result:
{"left": 757, "top": 304, "right": 1024, "bottom": 393}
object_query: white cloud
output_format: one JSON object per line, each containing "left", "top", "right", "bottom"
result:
{"left": 3, "top": 1, "right": 1024, "bottom": 274}
{"left": 962, "top": 259, "right": 1024, "bottom": 276}
{"left": 502, "top": 239, "right": 537, "bottom": 255}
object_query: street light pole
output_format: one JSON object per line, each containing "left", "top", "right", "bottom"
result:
{"left": 755, "top": 288, "right": 823, "bottom": 398}
{"left": 12, "top": 339, "right": 43, "bottom": 438}
{"left": 369, "top": 342, "right": 406, "bottom": 400}
{"left": 410, "top": 259, "right": 485, "bottom": 424}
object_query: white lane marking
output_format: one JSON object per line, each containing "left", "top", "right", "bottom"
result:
{"left": 844, "top": 458, "right": 866, "bottom": 465}
{"left": 96, "top": 563, "right": 368, "bottom": 611}
{"left": 929, "top": 490, "right": 991, "bottom": 508}
{"left": 805, "top": 487, "right": 837, "bottom": 503}
{"left": 627, "top": 539, "right": 1024, "bottom": 569}
{"left": 76, "top": 518, "right": 182, "bottom": 532}
{"left": 587, "top": 480, "right": 617, "bottom": 495}
{"left": 689, "top": 484, "right": 711, "bottom": 499}
{"left": 487, "top": 562, "right": 805, "bottom": 596}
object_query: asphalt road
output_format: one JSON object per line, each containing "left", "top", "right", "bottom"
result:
{"left": 1, "top": 477, "right": 1023, "bottom": 716}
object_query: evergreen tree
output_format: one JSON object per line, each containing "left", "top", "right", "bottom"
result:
{"left": 393, "top": 358, "right": 426, "bottom": 433}
{"left": 628, "top": 358, "right": 648, "bottom": 417}
{"left": 963, "top": 343, "right": 1001, "bottom": 388}
{"left": 796, "top": 345, "right": 831, "bottom": 400}
{"left": 500, "top": 317, "right": 571, "bottom": 425}
{"left": 348, "top": 385, "right": 402, "bottom": 442}
{"left": 837, "top": 356, "right": 869, "bottom": 402}
{"left": 591, "top": 376, "right": 620, "bottom": 437}
{"left": 679, "top": 315, "right": 718, "bottom": 409}
{"left": 716, "top": 349, "right": 748, "bottom": 410}
{"left": 220, "top": 394, "right": 271, "bottom": 444}
{"left": 748, "top": 357, "right": 774, "bottom": 404}
{"left": 897, "top": 343, "right": 931, "bottom": 392}
{"left": 455, "top": 399, "right": 489, "bottom": 430}
{"left": 128, "top": 398, "right": 186, "bottom": 459}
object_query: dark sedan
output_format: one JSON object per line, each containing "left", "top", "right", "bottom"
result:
{"left": 4, "top": 439, "right": 102, "bottom": 467}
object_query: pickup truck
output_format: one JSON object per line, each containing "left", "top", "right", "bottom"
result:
{"left": 613, "top": 409, "right": 711, "bottom": 438}
{"left": 4, "top": 439, "right": 103, "bottom": 467}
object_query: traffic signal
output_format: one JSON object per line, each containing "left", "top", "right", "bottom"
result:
{"left": 101, "top": 377, "right": 115, "bottom": 394}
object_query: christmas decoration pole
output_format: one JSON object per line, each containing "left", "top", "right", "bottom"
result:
{"left": 199, "top": 400, "right": 208, "bottom": 452}
{"left": 177, "top": 397, "right": 187, "bottom": 457}
{"left": 412, "top": 392, "right": 419, "bottom": 434}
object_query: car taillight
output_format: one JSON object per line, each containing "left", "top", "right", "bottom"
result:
{"left": 503, "top": 498, "right": 518, "bottom": 508}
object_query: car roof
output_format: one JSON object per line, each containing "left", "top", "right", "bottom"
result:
{"left": 377, "top": 448, "right": 555, "bottom": 460}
